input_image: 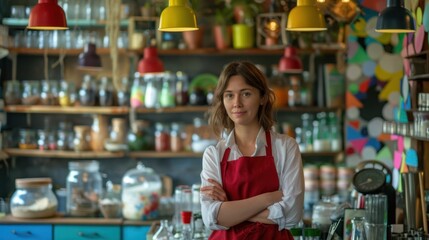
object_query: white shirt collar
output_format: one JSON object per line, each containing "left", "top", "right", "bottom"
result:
{"left": 224, "top": 127, "right": 268, "bottom": 150}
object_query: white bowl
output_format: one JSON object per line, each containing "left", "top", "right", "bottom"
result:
{"left": 191, "top": 139, "right": 217, "bottom": 153}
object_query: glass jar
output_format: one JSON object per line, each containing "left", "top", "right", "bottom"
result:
{"left": 170, "top": 122, "right": 184, "bottom": 152}
{"left": 78, "top": 74, "right": 96, "bottom": 106}
{"left": 57, "top": 121, "right": 74, "bottom": 150}
{"left": 66, "top": 161, "right": 103, "bottom": 217}
{"left": 270, "top": 65, "right": 289, "bottom": 108}
{"left": 98, "top": 76, "right": 114, "bottom": 106}
{"left": 130, "top": 72, "right": 145, "bottom": 108}
{"left": 144, "top": 73, "right": 162, "bottom": 109}
{"left": 288, "top": 75, "right": 302, "bottom": 107}
{"left": 117, "top": 76, "right": 131, "bottom": 107}
{"left": 73, "top": 125, "right": 91, "bottom": 151}
{"left": 40, "top": 80, "right": 59, "bottom": 106}
{"left": 10, "top": 178, "right": 58, "bottom": 218}
{"left": 153, "top": 219, "right": 172, "bottom": 240}
{"left": 159, "top": 72, "right": 176, "bottom": 108}
{"left": 4, "top": 80, "right": 21, "bottom": 105}
{"left": 21, "top": 80, "right": 40, "bottom": 105}
{"left": 121, "top": 162, "right": 162, "bottom": 220}
{"left": 59, "top": 80, "right": 76, "bottom": 107}
{"left": 37, "top": 129, "right": 49, "bottom": 150}
{"left": 19, "top": 129, "right": 38, "bottom": 149}
{"left": 175, "top": 71, "right": 189, "bottom": 106}
{"left": 155, "top": 122, "right": 170, "bottom": 152}
{"left": 127, "top": 120, "right": 154, "bottom": 151}
{"left": 110, "top": 118, "right": 127, "bottom": 144}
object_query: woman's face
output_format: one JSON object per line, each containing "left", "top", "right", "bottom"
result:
{"left": 223, "top": 75, "right": 262, "bottom": 128}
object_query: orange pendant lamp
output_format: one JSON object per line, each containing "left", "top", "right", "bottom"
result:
{"left": 27, "top": 0, "right": 68, "bottom": 30}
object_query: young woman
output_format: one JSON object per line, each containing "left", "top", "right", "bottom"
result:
{"left": 200, "top": 61, "right": 304, "bottom": 239}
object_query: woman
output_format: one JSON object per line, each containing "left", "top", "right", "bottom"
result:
{"left": 200, "top": 61, "right": 304, "bottom": 239}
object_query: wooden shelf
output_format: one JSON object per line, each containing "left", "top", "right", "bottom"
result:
{"left": 2, "top": 18, "right": 129, "bottom": 28}
{"left": 5, "top": 105, "right": 129, "bottom": 115}
{"left": 276, "top": 106, "right": 343, "bottom": 113}
{"left": 404, "top": 50, "right": 429, "bottom": 59}
{"left": 408, "top": 74, "right": 429, "bottom": 81}
{"left": 5, "top": 148, "right": 125, "bottom": 158}
{"left": 301, "top": 151, "right": 343, "bottom": 157}
{"left": 128, "top": 151, "right": 203, "bottom": 158}
{"left": 133, "top": 106, "right": 209, "bottom": 114}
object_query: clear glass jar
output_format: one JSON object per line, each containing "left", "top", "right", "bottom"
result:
{"left": 10, "top": 178, "right": 58, "bottom": 218}
{"left": 66, "top": 161, "right": 102, "bottom": 217}
{"left": 19, "top": 129, "right": 38, "bottom": 149}
{"left": 127, "top": 120, "right": 154, "bottom": 151}
{"left": 153, "top": 219, "right": 171, "bottom": 240}
{"left": 21, "top": 80, "right": 40, "bottom": 105}
{"left": 37, "top": 129, "right": 49, "bottom": 151}
{"left": 170, "top": 122, "right": 184, "bottom": 152}
{"left": 121, "top": 162, "right": 162, "bottom": 220}
{"left": 117, "top": 76, "right": 130, "bottom": 107}
{"left": 144, "top": 73, "right": 162, "bottom": 109}
{"left": 59, "top": 80, "right": 76, "bottom": 107}
{"left": 40, "top": 80, "right": 59, "bottom": 106}
{"left": 78, "top": 74, "right": 96, "bottom": 106}
{"left": 159, "top": 72, "right": 176, "bottom": 108}
{"left": 4, "top": 80, "right": 21, "bottom": 105}
{"left": 288, "top": 75, "right": 302, "bottom": 107}
{"left": 73, "top": 125, "right": 91, "bottom": 151}
{"left": 130, "top": 72, "right": 145, "bottom": 108}
{"left": 98, "top": 76, "right": 114, "bottom": 106}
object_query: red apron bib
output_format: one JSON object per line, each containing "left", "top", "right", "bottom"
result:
{"left": 209, "top": 131, "right": 293, "bottom": 240}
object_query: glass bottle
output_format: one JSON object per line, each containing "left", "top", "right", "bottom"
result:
{"left": 98, "top": 76, "right": 114, "bottom": 106}
{"left": 301, "top": 113, "right": 313, "bottom": 152}
{"left": 181, "top": 211, "right": 192, "bottom": 240}
{"left": 288, "top": 75, "right": 301, "bottom": 107}
{"left": 172, "top": 185, "right": 191, "bottom": 239}
{"left": 144, "top": 73, "right": 162, "bottom": 109}
{"left": 66, "top": 161, "right": 102, "bottom": 217}
{"left": 351, "top": 216, "right": 366, "bottom": 240}
{"left": 175, "top": 71, "right": 189, "bottom": 106}
{"left": 313, "top": 112, "right": 330, "bottom": 152}
{"left": 59, "top": 80, "right": 76, "bottom": 107}
{"left": 160, "top": 72, "right": 176, "bottom": 108}
{"left": 328, "top": 112, "right": 341, "bottom": 151}
{"left": 37, "top": 129, "right": 49, "bottom": 150}
{"left": 270, "top": 65, "right": 288, "bottom": 108}
{"left": 130, "top": 72, "right": 145, "bottom": 108}
{"left": 127, "top": 120, "right": 154, "bottom": 151}
{"left": 170, "top": 122, "right": 184, "bottom": 152}
{"left": 117, "top": 76, "right": 131, "bottom": 107}
{"left": 90, "top": 114, "right": 109, "bottom": 151}
{"left": 192, "top": 184, "right": 205, "bottom": 240}
{"left": 78, "top": 74, "right": 96, "bottom": 106}
{"left": 153, "top": 219, "right": 172, "bottom": 240}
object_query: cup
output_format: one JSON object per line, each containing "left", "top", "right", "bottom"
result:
{"left": 364, "top": 222, "right": 387, "bottom": 239}
{"left": 364, "top": 194, "right": 387, "bottom": 225}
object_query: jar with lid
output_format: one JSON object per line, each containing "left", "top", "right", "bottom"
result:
{"left": 11, "top": 178, "right": 58, "bottom": 218}
{"left": 159, "top": 72, "right": 176, "bottom": 108}
{"left": 175, "top": 71, "right": 189, "bottom": 106}
{"left": 57, "top": 121, "right": 74, "bottom": 151}
{"left": 130, "top": 72, "right": 145, "bottom": 108}
{"left": 21, "top": 80, "right": 40, "bottom": 105}
{"left": 37, "top": 129, "right": 49, "bottom": 150}
{"left": 127, "top": 120, "right": 154, "bottom": 151}
{"left": 288, "top": 75, "right": 302, "bottom": 107}
{"left": 121, "top": 162, "right": 162, "bottom": 220}
{"left": 144, "top": 73, "right": 162, "bottom": 109}
{"left": 59, "top": 80, "right": 76, "bottom": 107}
{"left": 66, "top": 161, "right": 103, "bottom": 217}
{"left": 40, "top": 80, "right": 59, "bottom": 106}
{"left": 98, "top": 76, "right": 114, "bottom": 106}
{"left": 110, "top": 118, "right": 127, "bottom": 144}
{"left": 155, "top": 122, "right": 170, "bottom": 152}
{"left": 78, "top": 74, "right": 96, "bottom": 106}
{"left": 19, "top": 128, "right": 38, "bottom": 149}
{"left": 4, "top": 80, "right": 21, "bottom": 105}
{"left": 170, "top": 122, "right": 184, "bottom": 152}
{"left": 270, "top": 65, "right": 289, "bottom": 108}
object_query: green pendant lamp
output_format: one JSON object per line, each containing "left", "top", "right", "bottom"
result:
{"left": 375, "top": 0, "right": 415, "bottom": 33}
{"left": 27, "top": 0, "right": 68, "bottom": 30}
{"left": 159, "top": 0, "right": 198, "bottom": 32}
{"left": 286, "top": 0, "right": 326, "bottom": 32}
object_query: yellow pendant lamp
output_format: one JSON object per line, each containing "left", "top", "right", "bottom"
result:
{"left": 286, "top": 0, "right": 327, "bottom": 32}
{"left": 159, "top": 0, "right": 198, "bottom": 32}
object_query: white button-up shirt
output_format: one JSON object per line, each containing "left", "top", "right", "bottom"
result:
{"left": 200, "top": 127, "right": 304, "bottom": 230}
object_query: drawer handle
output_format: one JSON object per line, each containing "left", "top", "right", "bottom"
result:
{"left": 77, "top": 232, "right": 101, "bottom": 238}
{"left": 11, "top": 230, "right": 32, "bottom": 236}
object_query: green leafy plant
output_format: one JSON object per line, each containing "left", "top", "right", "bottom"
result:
{"left": 214, "top": 1, "right": 234, "bottom": 26}
{"left": 229, "top": 0, "right": 261, "bottom": 25}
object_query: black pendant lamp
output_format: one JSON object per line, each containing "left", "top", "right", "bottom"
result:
{"left": 375, "top": 0, "right": 415, "bottom": 33}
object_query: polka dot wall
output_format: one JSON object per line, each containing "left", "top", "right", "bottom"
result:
{"left": 346, "top": 0, "right": 426, "bottom": 189}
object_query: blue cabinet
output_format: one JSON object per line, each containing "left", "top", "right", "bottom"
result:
{"left": 0, "top": 224, "right": 53, "bottom": 240}
{"left": 122, "top": 225, "right": 151, "bottom": 240}
{"left": 54, "top": 225, "right": 121, "bottom": 240}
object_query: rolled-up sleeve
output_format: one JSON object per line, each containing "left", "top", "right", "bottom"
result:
{"left": 200, "top": 145, "right": 229, "bottom": 230}
{"left": 267, "top": 135, "right": 304, "bottom": 230}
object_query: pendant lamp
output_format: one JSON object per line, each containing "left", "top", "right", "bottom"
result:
{"left": 77, "top": 43, "right": 102, "bottom": 71}
{"left": 286, "top": 0, "right": 326, "bottom": 32}
{"left": 138, "top": 47, "right": 164, "bottom": 75}
{"left": 27, "top": 0, "right": 68, "bottom": 30}
{"left": 159, "top": 0, "right": 198, "bottom": 32}
{"left": 278, "top": 46, "right": 303, "bottom": 73}
{"left": 375, "top": 0, "right": 415, "bottom": 33}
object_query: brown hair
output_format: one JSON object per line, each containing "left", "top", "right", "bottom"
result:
{"left": 208, "top": 61, "right": 276, "bottom": 138}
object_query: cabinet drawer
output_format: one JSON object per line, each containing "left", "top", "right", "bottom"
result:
{"left": 0, "top": 224, "right": 53, "bottom": 240}
{"left": 123, "top": 225, "right": 150, "bottom": 240}
{"left": 54, "top": 225, "right": 120, "bottom": 240}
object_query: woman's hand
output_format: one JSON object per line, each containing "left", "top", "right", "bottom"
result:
{"left": 201, "top": 179, "right": 228, "bottom": 201}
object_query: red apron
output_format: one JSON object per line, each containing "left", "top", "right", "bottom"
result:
{"left": 209, "top": 131, "right": 293, "bottom": 240}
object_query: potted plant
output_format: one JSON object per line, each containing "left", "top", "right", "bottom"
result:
{"left": 213, "top": 1, "right": 234, "bottom": 50}
{"left": 229, "top": 0, "right": 261, "bottom": 49}
{"left": 182, "top": 0, "right": 205, "bottom": 49}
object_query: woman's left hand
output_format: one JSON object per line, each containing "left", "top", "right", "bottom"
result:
{"left": 201, "top": 179, "right": 228, "bottom": 201}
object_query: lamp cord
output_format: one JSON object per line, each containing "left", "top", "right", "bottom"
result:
{"left": 106, "top": 0, "right": 121, "bottom": 91}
